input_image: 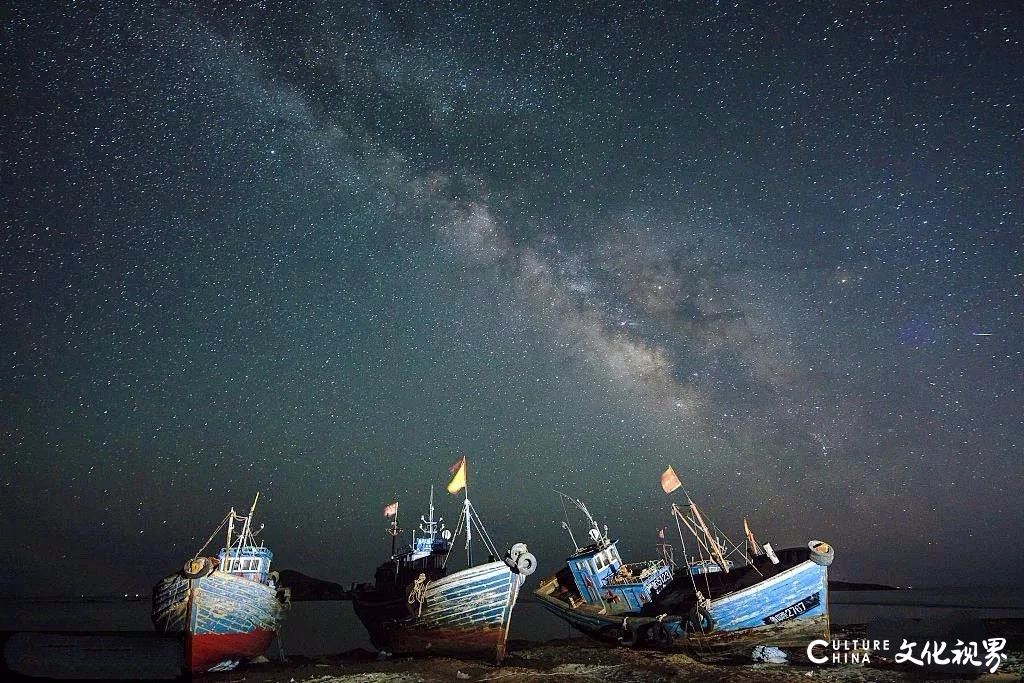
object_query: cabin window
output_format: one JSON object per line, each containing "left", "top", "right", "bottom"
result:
{"left": 225, "top": 558, "right": 261, "bottom": 572}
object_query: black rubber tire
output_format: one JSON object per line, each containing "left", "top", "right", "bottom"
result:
{"left": 687, "top": 605, "right": 715, "bottom": 634}
{"left": 617, "top": 623, "right": 637, "bottom": 648}
{"left": 182, "top": 557, "right": 213, "bottom": 579}
{"left": 597, "top": 624, "right": 622, "bottom": 643}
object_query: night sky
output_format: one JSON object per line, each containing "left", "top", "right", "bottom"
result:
{"left": 2, "top": 2, "right": 1022, "bottom": 599}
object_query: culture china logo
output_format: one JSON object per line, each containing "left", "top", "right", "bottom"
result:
{"left": 807, "top": 638, "right": 1008, "bottom": 673}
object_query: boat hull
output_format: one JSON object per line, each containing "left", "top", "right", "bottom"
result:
{"left": 536, "top": 558, "right": 829, "bottom": 656}
{"left": 152, "top": 570, "right": 284, "bottom": 672}
{"left": 353, "top": 561, "right": 525, "bottom": 663}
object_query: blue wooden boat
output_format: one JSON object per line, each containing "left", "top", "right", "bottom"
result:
{"left": 151, "top": 494, "right": 291, "bottom": 672}
{"left": 352, "top": 460, "right": 536, "bottom": 663}
{"left": 534, "top": 491, "right": 834, "bottom": 657}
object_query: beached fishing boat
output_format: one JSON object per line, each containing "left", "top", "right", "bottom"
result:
{"left": 351, "top": 458, "right": 536, "bottom": 663}
{"left": 535, "top": 471, "right": 833, "bottom": 657}
{"left": 151, "top": 494, "right": 290, "bottom": 673}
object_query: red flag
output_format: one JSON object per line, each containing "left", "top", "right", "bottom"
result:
{"left": 383, "top": 501, "right": 398, "bottom": 518}
{"left": 660, "top": 466, "right": 682, "bottom": 494}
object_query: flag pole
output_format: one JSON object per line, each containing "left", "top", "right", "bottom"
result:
{"left": 391, "top": 497, "right": 399, "bottom": 558}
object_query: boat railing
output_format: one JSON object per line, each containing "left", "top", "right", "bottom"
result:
{"left": 604, "top": 559, "right": 670, "bottom": 586}
{"left": 688, "top": 558, "right": 734, "bottom": 574}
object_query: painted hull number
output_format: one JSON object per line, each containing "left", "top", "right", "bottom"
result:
{"left": 763, "top": 592, "right": 821, "bottom": 625}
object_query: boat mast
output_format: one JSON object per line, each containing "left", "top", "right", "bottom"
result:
{"left": 463, "top": 476, "right": 472, "bottom": 566}
{"left": 445, "top": 457, "right": 493, "bottom": 567}
{"left": 685, "top": 497, "right": 729, "bottom": 572}
{"left": 656, "top": 527, "right": 676, "bottom": 568}
{"left": 675, "top": 506, "right": 719, "bottom": 562}
{"left": 226, "top": 508, "right": 236, "bottom": 552}
{"left": 389, "top": 497, "right": 401, "bottom": 559}
{"left": 240, "top": 492, "right": 260, "bottom": 546}
{"left": 744, "top": 517, "right": 763, "bottom": 557}
{"left": 428, "top": 486, "right": 436, "bottom": 542}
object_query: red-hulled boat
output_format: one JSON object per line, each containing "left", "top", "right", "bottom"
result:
{"left": 151, "top": 493, "right": 290, "bottom": 673}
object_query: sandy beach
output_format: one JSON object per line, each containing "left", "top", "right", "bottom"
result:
{"left": 195, "top": 621, "right": 1024, "bottom": 683}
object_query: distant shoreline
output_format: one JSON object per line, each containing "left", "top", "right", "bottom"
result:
{"left": 827, "top": 580, "right": 899, "bottom": 591}
{"left": 12, "top": 576, "right": 1024, "bottom": 604}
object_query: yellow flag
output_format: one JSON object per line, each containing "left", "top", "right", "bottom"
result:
{"left": 447, "top": 456, "right": 467, "bottom": 494}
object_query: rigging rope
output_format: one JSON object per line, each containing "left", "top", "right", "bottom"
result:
{"left": 467, "top": 501, "right": 499, "bottom": 557}
{"left": 192, "top": 512, "right": 231, "bottom": 560}
{"left": 442, "top": 508, "right": 466, "bottom": 569}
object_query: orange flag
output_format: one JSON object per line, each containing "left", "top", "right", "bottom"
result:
{"left": 447, "top": 456, "right": 467, "bottom": 494}
{"left": 660, "top": 466, "right": 682, "bottom": 494}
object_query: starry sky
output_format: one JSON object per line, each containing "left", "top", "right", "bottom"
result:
{"left": 2, "top": 1, "right": 1022, "bottom": 598}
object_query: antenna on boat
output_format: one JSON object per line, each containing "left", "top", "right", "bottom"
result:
{"left": 428, "top": 486, "right": 435, "bottom": 542}
{"left": 555, "top": 490, "right": 607, "bottom": 550}
{"left": 429, "top": 488, "right": 447, "bottom": 539}
{"left": 419, "top": 486, "right": 445, "bottom": 543}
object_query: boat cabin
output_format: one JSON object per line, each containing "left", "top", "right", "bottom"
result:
{"left": 217, "top": 545, "right": 273, "bottom": 585}
{"left": 398, "top": 531, "right": 451, "bottom": 573}
{"left": 567, "top": 540, "right": 674, "bottom": 614}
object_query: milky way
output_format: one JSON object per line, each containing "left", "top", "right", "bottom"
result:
{"left": 2, "top": 2, "right": 1022, "bottom": 596}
